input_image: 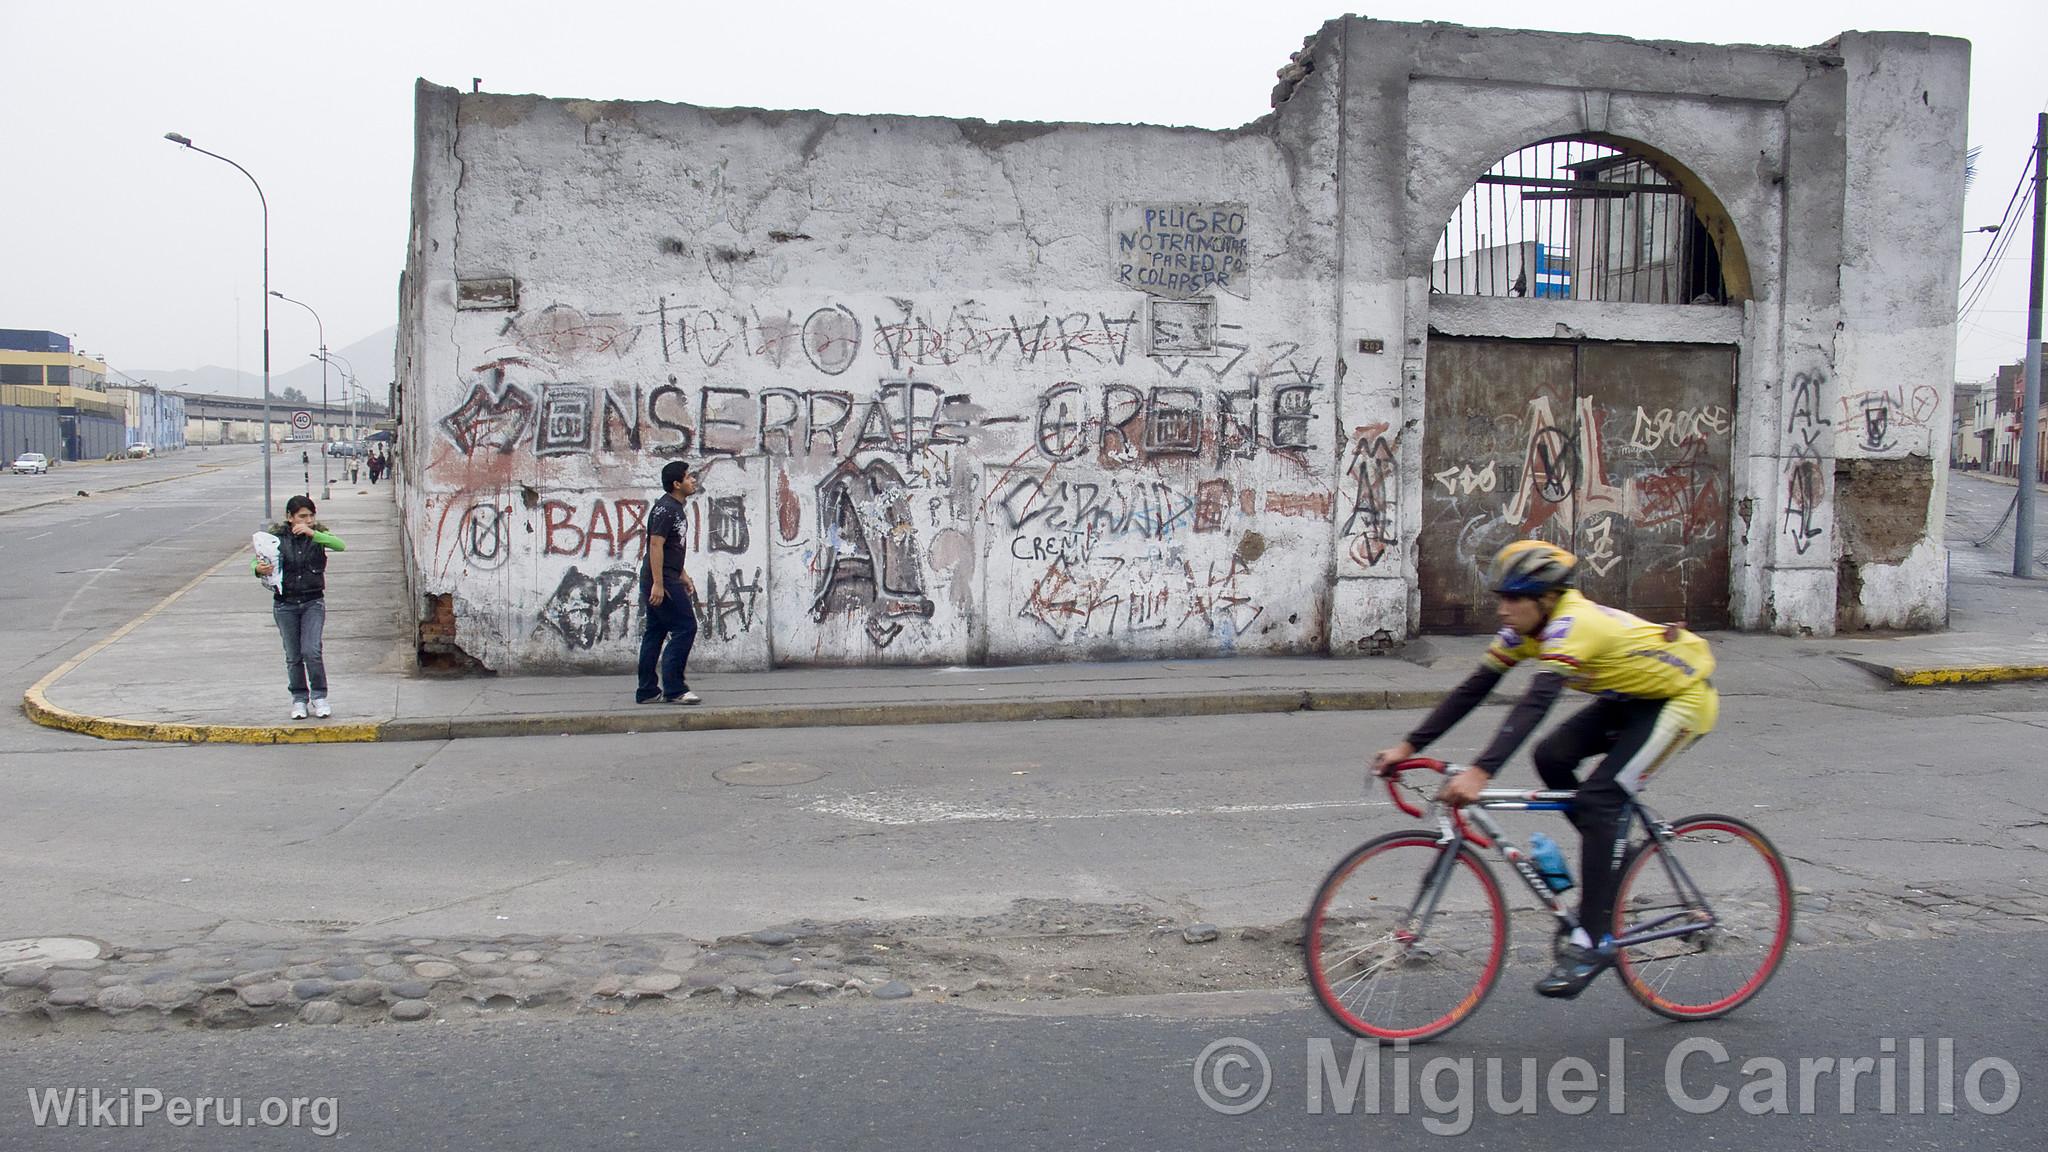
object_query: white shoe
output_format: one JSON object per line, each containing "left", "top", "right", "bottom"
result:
{"left": 312, "top": 698, "right": 331, "bottom": 719}
{"left": 291, "top": 701, "right": 309, "bottom": 720}
{"left": 669, "top": 691, "right": 702, "bottom": 705}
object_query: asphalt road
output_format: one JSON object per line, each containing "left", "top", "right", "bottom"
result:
{"left": 0, "top": 447, "right": 273, "bottom": 753}
{"left": 1, "top": 459, "right": 2043, "bottom": 1151}
{"left": 0, "top": 933, "right": 2039, "bottom": 1151}
{"left": 0, "top": 459, "right": 2044, "bottom": 948}
{"left": 1944, "top": 472, "right": 2048, "bottom": 586}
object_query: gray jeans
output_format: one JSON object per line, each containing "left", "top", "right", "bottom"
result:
{"left": 273, "top": 598, "right": 328, "bottom": 702}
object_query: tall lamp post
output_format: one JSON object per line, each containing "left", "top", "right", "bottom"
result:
{"left": 270, "top": 290, "right": 329, "bottom": 500}
{"left": 315, "top": 350, "right": 358, "bottom": 446}
{"left": 164, "top": 131, "right": 273, "bottom": 520}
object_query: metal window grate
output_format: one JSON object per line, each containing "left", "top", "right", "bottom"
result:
{"left": 1431, "top": 137, "right": 1727, "bottom": 305}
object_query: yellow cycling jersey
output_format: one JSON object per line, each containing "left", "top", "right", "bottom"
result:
{"left": 1482, "top": 589, "right": 1715, "bottom": 701}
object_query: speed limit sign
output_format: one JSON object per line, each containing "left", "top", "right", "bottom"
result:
{"left": 291, "top": 410, "right": 313, "bottom": 433}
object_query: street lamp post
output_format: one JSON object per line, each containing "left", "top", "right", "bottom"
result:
{"left": 271, "top": 290, "right": 329, "bottom": 500}
{"left": 164, "top": 131, "right": 273, "bottom": 521}
{"left": 316, "top": 350, "right": 358, "bottom": 447}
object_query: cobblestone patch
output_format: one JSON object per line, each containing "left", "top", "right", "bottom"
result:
{"left": 3, "top": 886, "right": 2040, "bottom": 1031}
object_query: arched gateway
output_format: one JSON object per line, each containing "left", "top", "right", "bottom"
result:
{"left": 1419, "top": 137, "right": 1752, "bottom": 632}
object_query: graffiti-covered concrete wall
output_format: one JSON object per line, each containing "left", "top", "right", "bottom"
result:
{"left": 396, "top": 18, "right": 1967, "bottom": 672}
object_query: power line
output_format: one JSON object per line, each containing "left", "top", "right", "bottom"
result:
{"left": 1959, "top": 178, "right": 2033, "bottom": 322}
{"left": 1958, "top": 144, "right": 2039, "bottom": 297}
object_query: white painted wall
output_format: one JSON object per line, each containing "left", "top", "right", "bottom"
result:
{"left": 398, "top": 18, "right": 1969, "bottom": 672}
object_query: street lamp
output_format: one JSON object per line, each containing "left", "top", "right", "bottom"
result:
{"left": 271, "top": 290, "right": 330, "bottom": 500}
{"left": 314, "top": 350, "right": 358, "bottom": 453}
{"left": 164, "top": 131, "right": 273, "bottom": 521}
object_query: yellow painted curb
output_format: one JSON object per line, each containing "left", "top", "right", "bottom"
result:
{"left": 21, "top": 547, "right": 385, "bottom": 745}
{"left": 1893, "top": 665, "right": 2048, "bottom": 687}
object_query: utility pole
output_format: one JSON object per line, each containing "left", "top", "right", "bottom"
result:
{"left": 2018, "top": 113, "right": 2045, "bottom": 579}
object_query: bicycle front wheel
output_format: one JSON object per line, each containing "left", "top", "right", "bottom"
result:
{"left": 1612, "top": 814, "right": 1793, "bottom": 1020}
{"left": 1304, "top": 831, "right": 1507, "bottom": 1042}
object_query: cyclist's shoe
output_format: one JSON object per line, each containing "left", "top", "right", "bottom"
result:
{"left": 1535, "top": 941, "right": 1613, "bottom": 999}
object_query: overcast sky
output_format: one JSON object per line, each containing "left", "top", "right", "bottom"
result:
{"left": 4, "top": 0, "right": 2041, "bottom": 384}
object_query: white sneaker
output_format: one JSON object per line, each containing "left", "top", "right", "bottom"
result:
{"left": 291, "top": 701, "right": 309, "bottom": 720}
{"left": 312, "top": 698, "right": 331, "bottom": 719}
{"left": 669, "top": 691, "right": 702, "bottom": 705}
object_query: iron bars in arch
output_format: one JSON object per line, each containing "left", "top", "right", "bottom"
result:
{"left": 1431, "top": 137, "right": 1728, "bottom": 306}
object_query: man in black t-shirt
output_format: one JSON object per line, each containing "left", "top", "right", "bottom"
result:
{"left": 636, "top": 460, "right": 703, "bottom": 704}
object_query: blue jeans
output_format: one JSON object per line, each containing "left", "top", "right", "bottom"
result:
{"left": 273, "top": 598, "right": 328, "bottom": 702}
{"left": 636, "top": 579, "right": 697, "bottom": 702}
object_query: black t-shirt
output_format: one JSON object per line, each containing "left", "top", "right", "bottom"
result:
{"left": 644, "top": 493, "right": 687, "bottom": 581}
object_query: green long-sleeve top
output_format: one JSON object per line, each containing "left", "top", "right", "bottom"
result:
{"left": 251, "top": 528, "right": 346, "bottom": 575}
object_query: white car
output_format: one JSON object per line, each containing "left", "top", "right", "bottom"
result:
{"left": 11, "top": 453, "right": 51, "bottom": 475}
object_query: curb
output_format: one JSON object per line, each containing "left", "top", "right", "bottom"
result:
{"left": 1841, "top": 657, "right": 2048, "bottom": 687}
{"left": 383, "top": 686, "right": 1458, "bottom": 743}
{"left": 28, "top": 683, "right": 1466, "bottom": 747}
{"left": 21, "top": 536, "right": 1471, "bottom": 746}
{"left": 20, "top": 549, "right": 378, "bottom": 746}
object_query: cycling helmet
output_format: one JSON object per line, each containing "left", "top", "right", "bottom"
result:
{"left": 1487, "top": 539, "right": 1579, "bottom": 597}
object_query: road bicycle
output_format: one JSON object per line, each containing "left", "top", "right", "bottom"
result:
{"left": 1304, "top": 758, "right": 1793, "bottom": 1042}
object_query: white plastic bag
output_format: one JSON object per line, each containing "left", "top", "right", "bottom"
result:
{"left": 252, "top": 531, "right": 284, "bottom": 593}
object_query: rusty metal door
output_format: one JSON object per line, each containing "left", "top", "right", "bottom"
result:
{"left": 1420, "top": 337, "right": 1735, "bottom": 632}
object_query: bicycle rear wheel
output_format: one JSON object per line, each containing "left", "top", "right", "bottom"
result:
{"left": 1612, "top": 814, "right": 1793, "bottom": 1020}
{"left": 1304, "top": 831, "right": 1507, "bottom": 1042}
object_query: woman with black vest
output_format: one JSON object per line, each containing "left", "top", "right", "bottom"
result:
{"left": 252, "top": 494, "right": 347, "bottom": 719}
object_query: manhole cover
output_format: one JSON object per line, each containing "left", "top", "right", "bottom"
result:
{"left": 713, "top": 761, "right": 830, "bottom": 787}
{"left": 0, "top": 937, "right": 101, "bottom": 969}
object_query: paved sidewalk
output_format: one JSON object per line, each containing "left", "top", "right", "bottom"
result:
{"left": 21, "top": 478, "right": 2048, "bottom": 745}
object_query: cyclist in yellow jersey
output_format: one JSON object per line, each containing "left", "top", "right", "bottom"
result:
{"left": 1372, "top": 539, "right": 1719, "bottom": 999}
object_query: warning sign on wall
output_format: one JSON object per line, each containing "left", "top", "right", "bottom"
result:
{"left": 1110, "top": 203, "right": 1250, "bottom": 300}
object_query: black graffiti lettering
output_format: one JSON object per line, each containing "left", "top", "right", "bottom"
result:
{"left": 1036, "top": 384, "right": 1086, "bottom": 462}
{"left": 1055, "top": 312, "right": 1098, "bottom": 364}
{"left": 758, "top": 388, "right": 804, "bottom": 456}
{"left": 647, "top": 381, "right": 695, "bottom": 457}
{"left": 701, "top": 567, "right": 764, "bottom": 641}
{"left": 853, "top": 397, "right": 897, "bottom": 453}
{"left": 1098, "top": 310, "right": 1139, "bottom": 366}
{"left": 1102, "top": 385, "right": 1145, "bottom": 460}
{"left": 536, "top": 566, "right": 638, "bottom": 651}
{"left": 682, "top": 310, "right": 731, "bottom": 368}
{"left": 1145, "top": 388, "right": 1202, "bottom": 455}
{"left": 601, "top": 385, "right": 641, "bottom": 452}
{"left": 535, "top": 383, "right": 595, "bottom": 457}
{"left": 458, "top": 503, "right": 510, "bottom": 570}
{"left": 1272, "top": 383, "right": 1317, "bottom": 450}
{"left": 698, "top": 386, "right": 751, "bottom": 457}
{"left": 707, "top": 495, "right": 750, "bottom": 554}
{"left": 800, "top": 306, "right": 861, "bottom": 376}
{"left": 932, "top": 392, "right": 972, "bottom": 446}
{"left": 1217, "top": 379, "right": 1259, "bottom": 465}
{"left": 805, "top": 391, "right": 854, "bottom": 456}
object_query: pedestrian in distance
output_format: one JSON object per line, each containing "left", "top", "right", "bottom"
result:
{"left": 252, "top": 494, "right": 347, "bottom": 719}
{"left": 636, "top": 460, "right": 702, "bottom": 705}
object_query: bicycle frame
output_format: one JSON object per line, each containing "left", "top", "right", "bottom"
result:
{"left": 1389, "top": 762, "right": 1718, "bottom": 952}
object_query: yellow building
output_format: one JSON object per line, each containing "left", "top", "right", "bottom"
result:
{"left": 0, "top": 330, "right": 126, "bottom": 459}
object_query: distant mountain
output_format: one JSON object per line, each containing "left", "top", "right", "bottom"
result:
{"left": 121, "top": 325, "right": 396, "bottom": 405}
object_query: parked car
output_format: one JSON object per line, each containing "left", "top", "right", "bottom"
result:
{"left": 324, "top": 442, "right": 361, "bottom": 458}
{"left": 11, "top": 453, "right": 51, "bottom": 475}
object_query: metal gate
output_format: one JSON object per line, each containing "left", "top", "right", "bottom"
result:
{"left": 1419, "top": 337, "right": 1736, "bottom": 632}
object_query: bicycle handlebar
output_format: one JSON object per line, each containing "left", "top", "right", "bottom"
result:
{"left": 1377, "top": 757, "right": 1492, "bottom": 848}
